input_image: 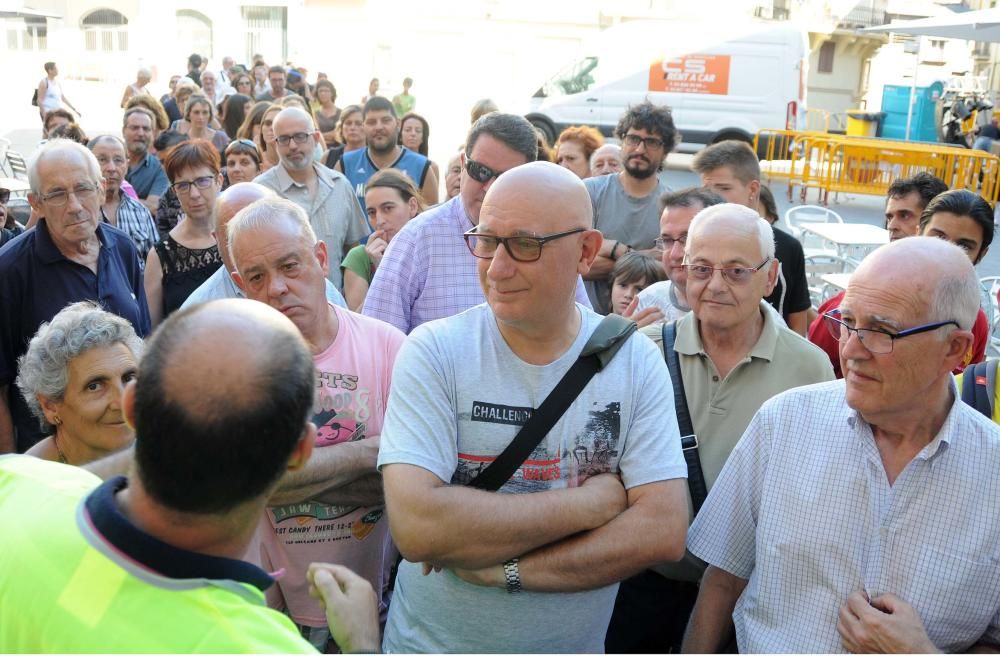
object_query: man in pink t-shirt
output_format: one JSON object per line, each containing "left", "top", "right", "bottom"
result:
{"left": 229, "top": 197, "right": 405, "bottom": 652}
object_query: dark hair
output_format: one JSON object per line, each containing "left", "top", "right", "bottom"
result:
{"left": 610, "top": 252, "right": 666, "bottom": 290}
{"left": 237, "top": 100, "right": 271, "bottom": 141}
{"left": 918, "top": 189, "right": 995, "bottom": 258}
{"left": 398, "top": 113, "right": 429, "bottom": 155}
{"left": 188, "top": 53, "right": 202, "bottom": 69}
{"left": 887, "top": 172, "right": 949, "bottom": 210}
{"left": 225, "top": 138, "right": 261, "bottom": 168}
{"left": 615, "top": 101, "right": 680, "bottom": 154}
{"left": 222, "top": 94, "right": 251, "bottom": 140}
{"left": 692, "top": 139, "right": 760, "bottom": 183}
{"left": 48, "top": 123, "right": 88, "bottom": 145}
{"left": 44, "top": 61, "right": 56, "bottom": 73}
{"left": 314, "top": 78, "right": 337, "bottom": 101}
{"left": 535, "top": 128, "right": 554, "bottom": 162}
{"left": 43, "top": 108, "right": 75, "bottom": 131}
{"left": 268, "top": 65, "right": 286, "bottom": 77}
{"left": 153, "top": 130, "right": 187, "bottom": 154}
{"left": 466, "top": 113, "right": 537, "bottom": 162}
{"left": 363, "top": 96, "right": 396, "bottom": 119}
{"left": 757, "top": 184, "right": 779, "bottom": 223}
{"left": 132, "top": 305, "right": 316, "bottom": 514}
{"left": 162, "top": 139, "right": 221, "bottom": 180}
{"left": 659, "top": 187, "right": 725, "bottom": 214}
{"left": 183, "top": 94, "right": 215, "bottom": 123}
{"left": 365, "top": 168, "right": 426, "bottom": 213}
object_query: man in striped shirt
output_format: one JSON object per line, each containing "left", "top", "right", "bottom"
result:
{"left": 90, "top": 135, "right": 159, "bottom": 267}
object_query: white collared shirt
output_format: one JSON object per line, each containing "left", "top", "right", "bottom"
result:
{"left": 688, "top": 380, "right": 1000, "bottom": 653}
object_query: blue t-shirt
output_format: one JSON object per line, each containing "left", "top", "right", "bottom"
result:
{"left": 341, "top": 147, "right": 430, "bottom": 219}
{"left": 0, "top": 220, "right": 151, "bottom": 452}
{"left": 125, "top": 153, "right": 169, "bottom": 199}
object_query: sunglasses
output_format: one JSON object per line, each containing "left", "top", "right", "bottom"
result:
{"left": 464, "top": 157, "right": 505, "bottom": 184}
{"left": 227, "top": 138, "right": 260, "bottom": 154}
{"left": 0, "top": 189, "right": 9, "bottom": 204}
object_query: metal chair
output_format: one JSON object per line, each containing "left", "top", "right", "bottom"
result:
{"left": 784, "top": 204, "right": 845, "bottom": 251}
{"left": 804, "top": 253, "right": 859, "bottom": 309}
{"left": 980, "top": 276, "right": 1000, "bottom": 357}
{"left": 4, "top": 150, "right": 28, "bottom": 182}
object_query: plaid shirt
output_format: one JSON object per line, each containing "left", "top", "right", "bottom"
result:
{"left": 688, "top": 381, "right": 1000, "bottom": 653}
{"left": 362, "top": 196, "right": 592, "bottom": 333}
{"left": 102, "top": 190, "right": 160, "bottom": 269}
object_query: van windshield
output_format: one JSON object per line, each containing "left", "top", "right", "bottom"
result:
{"left": 542, "top": 57, "right": 599, "bottom": 97}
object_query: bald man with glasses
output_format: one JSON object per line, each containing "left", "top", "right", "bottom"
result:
{"left": 363, "top": 112, "right": 592, "bottom": 334}
{"left": 376, "top": 162, "right": 688, "bottom": 653}
{"left": 605, "top": 202, "right": 833, "bottom": 653}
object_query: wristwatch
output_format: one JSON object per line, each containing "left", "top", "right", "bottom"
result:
{"left": 502, "top": 558, "right": 522, "bottom": 594}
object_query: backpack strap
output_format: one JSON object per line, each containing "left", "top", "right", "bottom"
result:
{"left": 662, "top": 322, "right": 709, "bottom": 516}
{"left": 961, "top": 360, "right": 994, "bottom": 419}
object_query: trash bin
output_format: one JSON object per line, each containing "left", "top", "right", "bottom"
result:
{"left": 846, "top": 110, "right": 884, "bottom": 137}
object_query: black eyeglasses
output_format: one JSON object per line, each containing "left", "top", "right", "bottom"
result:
{"left": 465, "top": 158, "right": 505, "bottom": 184}
{"left": 0, "top": 188, "right": 9, "bottom": 204}
{"left": 682, "top": 257, "right": 771, "bottom": 285}
{"left": 623, "top": 134, "right": 665, "bottom": 150}
{"left": 464, "top": 228, "right": 586, "bottom": 262}
{"left": 823, "top": 309, "right": 959, "bottom": 355}
{"left": 275, "top": 132, "right": 312, "bottom": 146}
{"left": 654, "top": 234, "right": 687, "bottom": 250}
{"left": 172, "top": 175, "right": 216, "bottom": 195}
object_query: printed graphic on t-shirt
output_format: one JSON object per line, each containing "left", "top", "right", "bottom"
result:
{"left": 455, "top": 400, "right": 621, "bottom": 492}
{"left": 267, "top": 369, "right": 379, "bottom": 544}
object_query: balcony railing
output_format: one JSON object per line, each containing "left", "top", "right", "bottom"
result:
{"left": 838, "top": 4, "right": 887, "bottom": 29}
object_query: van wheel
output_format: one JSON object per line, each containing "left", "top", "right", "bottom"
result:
{"left": 530, "top": 118, "right": 557, "bottom": 145}
{"left": 711, "top": 132, "right": 752, "bottom": 145}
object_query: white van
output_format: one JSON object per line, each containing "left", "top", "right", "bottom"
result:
{"left": 525, "top": 21, "right": 808, "bottom": 152}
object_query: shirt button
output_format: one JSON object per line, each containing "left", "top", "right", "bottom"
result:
{"left": 712, "top": 375, "right": 719, "bottom": 382}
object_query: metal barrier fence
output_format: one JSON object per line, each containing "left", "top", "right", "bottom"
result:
{"left": 754, "top": 129, "right": 1000, "bottom": 206}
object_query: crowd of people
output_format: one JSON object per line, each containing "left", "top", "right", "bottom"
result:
{"left": 0, "top": 53, "right": 998, "bottom": 655}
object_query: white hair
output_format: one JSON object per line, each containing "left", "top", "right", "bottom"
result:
{"left": 589, "top": 143, "right": 621, "bottom": 169}
{"left": 685, "top": 202, "right": 775, "bottom": 260}
{"left": 28, "top": 139, "right": 102, "bottom": 194}
{"left": 137, "top": 67, "right": 152, "bottom": 80}
{"left": 933, "top": 271, "right": 981, "bottom": 332}
{"left": 227, "top": 198, "right": 317, "bottom": 268}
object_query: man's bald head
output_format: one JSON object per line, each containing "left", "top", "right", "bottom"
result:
{"left": 214, "top": 182, "right": 277, "bottom": 273}
{"left": 482, "top": 161, "right": 593, "bottom": 232}
{"left": 132, "top": 299, "right": 315, "bottom": 515}
{"left": 850, "top": 236, "right": 980, "bottom": 331}
{"left": 273, "top": 107, "right": 315, "bottom": 132}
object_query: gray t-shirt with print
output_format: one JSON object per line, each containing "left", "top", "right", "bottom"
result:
{"left": 584, "top": 173, "right": 669, "bottom": 314}
{"left": 377, "top": 303, "right": 686, "bottom": 653}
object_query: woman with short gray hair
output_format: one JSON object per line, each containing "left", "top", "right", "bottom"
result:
{"left": 16, "top": 302, "right": 143, "bottom": 466}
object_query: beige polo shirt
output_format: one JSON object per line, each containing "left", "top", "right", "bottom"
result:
{"left": 643, "top": 304, "right": 835, "bottom": 580}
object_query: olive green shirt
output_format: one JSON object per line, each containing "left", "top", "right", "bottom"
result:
{"left": 642, "top": 304, "right": 835, "bottom": 580}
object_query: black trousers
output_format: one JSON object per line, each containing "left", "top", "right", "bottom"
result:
{"left": 604, "top": 570, "right": 700, "bottom": 654}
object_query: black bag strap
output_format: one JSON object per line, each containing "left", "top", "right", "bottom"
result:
{"left": 662, "top": 322, "right": 709, "bottom": 516}
{"left": 961, "top": 359, "right": 997, "bottom": 419}
{"left": 468, "top": 314, "right": 637, "bottom": 492}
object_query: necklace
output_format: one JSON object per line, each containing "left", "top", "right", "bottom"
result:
{"left": 52, "top": 436, "right": 68, "bottom": 464}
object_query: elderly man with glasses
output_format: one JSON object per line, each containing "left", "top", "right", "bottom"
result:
{"left": 683, "top": 236, "right": 1000, "bottom": 654}
{"left": 363, "top": 112, "right": 592, "bottom": 333}
{"left": 605, "top": 203, "right": 833, "bottom": 653}
{"left": 0, "top": 139, "right": 150, "bottom": 455}
{"left": 254, "top": 107, "right": 367, "bottom": 292}
{"left": 376, "top": 161, "right": 689, "bottom": 653}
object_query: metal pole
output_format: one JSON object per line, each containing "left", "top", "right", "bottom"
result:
{"left": 905, "top": 40, "right": 920, "bottom": 141}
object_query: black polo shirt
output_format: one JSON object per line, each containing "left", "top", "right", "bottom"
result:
{"left": 767, "top": 226, "right": 811, "bottom": 318}
{"left": 0, "top": 220, "right": 151, "bottom": 452}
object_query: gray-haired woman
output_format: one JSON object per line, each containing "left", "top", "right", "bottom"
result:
{"left": 16, "top": 302, "right": 143, "bottom": 466}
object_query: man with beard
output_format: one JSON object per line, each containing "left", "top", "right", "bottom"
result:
{"left": 337, "top": 96, "right": 438, "bottom": 209}
{"left": 583, "top": 102, "right": 680, "bottom": 314}
{"left": 254, "top": 108, "right": 367, "bottom": 292}
{"left": 122, "top": 107, "right": 169, "bottom": 216}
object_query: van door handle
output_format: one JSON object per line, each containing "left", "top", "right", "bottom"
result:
{"left": 587, "top": 97, "right": 598, "bottom": 102}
